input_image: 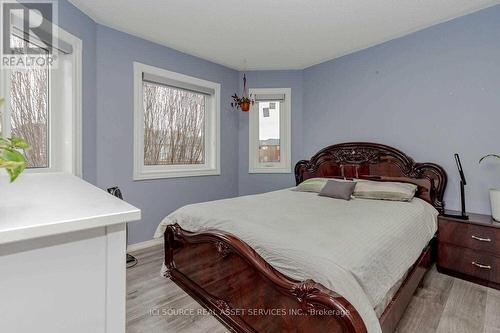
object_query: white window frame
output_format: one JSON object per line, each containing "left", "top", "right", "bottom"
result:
{"left": 0, "top": 24, "right": 82, "bottom": 177}
{"left": 133, "top": 62, "right": 220, "bottom": 180}
{"left": 248, "top": 88, "right": 291, "bottom": 174}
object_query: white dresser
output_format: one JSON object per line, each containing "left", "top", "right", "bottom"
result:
{"left": 0, "top": 173, "right": 141, "bottom": 333}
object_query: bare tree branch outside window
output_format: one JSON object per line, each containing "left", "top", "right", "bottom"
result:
{"left": 143, "top": 82, "right": 205, "bottom": 165}
{"left": 9, "top": 35, "right": 49, "bottom": 168}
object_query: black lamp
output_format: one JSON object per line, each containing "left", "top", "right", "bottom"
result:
{"left": 442, "top": 154, "right": 469, "bottom": 220}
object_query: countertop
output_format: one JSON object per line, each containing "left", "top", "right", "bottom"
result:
{"left": 0, "top": 173, "right": 141, "bottom": 244}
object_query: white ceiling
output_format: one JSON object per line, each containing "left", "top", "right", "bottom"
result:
{"left": 69, "top": 0, "right": 500, "bottom": 70}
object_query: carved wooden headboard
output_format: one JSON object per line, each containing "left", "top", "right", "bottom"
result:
{"left": 294, "top": 142, "right": 447, "bottom": 212}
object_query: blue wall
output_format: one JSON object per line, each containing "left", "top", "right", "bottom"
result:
{"left": 57, "top": 1, "right": 240, "bottom": 244}
{"left": 95, "top": 25, "right": 239, "bottom": 244}
{"left": 302, "top": 5, "right": 500, "bottom": 213}
{"left": 238, "top": 5, "right": 500, "bottom": 213}
{"left": 56, "top": 1, "right": 500, "bottom": 243}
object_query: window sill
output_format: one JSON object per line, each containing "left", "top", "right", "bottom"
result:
{"left": 133, "top": 168, "right": 220, "bottom": 181}
{"left": 248, "top": 167, "right": 291, "bottom": 174}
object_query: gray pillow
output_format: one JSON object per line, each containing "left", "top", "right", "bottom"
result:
{"left": 318, "top": 180, "right": 356, "bottom": 200}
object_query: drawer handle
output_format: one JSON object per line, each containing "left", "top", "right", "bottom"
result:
{"left": 472, "top": 261, "right": 492, "bottom": 270}
{"left": 471, "top": 235, "right": 492, "bottom": 242}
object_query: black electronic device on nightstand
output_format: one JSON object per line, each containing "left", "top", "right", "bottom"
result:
{"left": 442, "top": 153, "right": 469, "bottom": 220}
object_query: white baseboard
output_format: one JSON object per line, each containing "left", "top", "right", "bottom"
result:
{"left": 127, "top": 238, "right": 163, "bottom": 252}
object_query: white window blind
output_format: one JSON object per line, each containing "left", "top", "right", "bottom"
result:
{"left": 254, "top": 93, "right": 285, "bottom": 101}
{"left": 142, "top": 72, "right": 215, "bottom": 96}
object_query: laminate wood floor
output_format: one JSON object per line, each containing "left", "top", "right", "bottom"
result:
{"left": 127, "top": 245, "right": 500, "bottom": 333}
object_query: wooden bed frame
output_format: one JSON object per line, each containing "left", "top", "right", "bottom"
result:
{"left": 164, "top": 142, "right": 447, "bottom": 333}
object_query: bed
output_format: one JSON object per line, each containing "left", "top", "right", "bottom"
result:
{"left": 156, "top": 142, "right": 447, "bottom": 333}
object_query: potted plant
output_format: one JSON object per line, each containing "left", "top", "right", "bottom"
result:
{"left": 0, "top": 98, "right": 29, "bottom": 182}
{"left": 230, "top": 74, "right": 255, "bottom": 112}
{"left": 479, "top": 153, "right": 500, "bottom": 221}
{"left": 231, "top": 94, "right": 254, "bottom": 112}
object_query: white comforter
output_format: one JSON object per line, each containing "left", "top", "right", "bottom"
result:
{"left": 155, "top": 189, "right": 438, "bottom": 333}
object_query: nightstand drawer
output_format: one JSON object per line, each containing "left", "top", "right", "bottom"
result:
{"left": 438, "top": 219, "right": 500, "bottom": 254}
{"left": 438, "top": 243, "right": 500, "bottom": 284}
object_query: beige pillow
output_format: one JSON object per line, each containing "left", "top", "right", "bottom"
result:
{"left": 293, "top": 177, "right": 352, "bottom": 193}
{"left": 292, "top": 178, "right": 329, "bottom": 193}
{"left": 353, "top": 180, "right": 417, "bottom": 202}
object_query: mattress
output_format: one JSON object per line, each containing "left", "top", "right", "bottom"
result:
{"left": 155, "top": 188, "right": 438, "bottom": 333}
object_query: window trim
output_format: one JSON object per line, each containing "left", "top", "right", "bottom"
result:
{"left": 0, "top": 24, "right": 82, "bottom": 177}
{"left": 133, "top": 62, "right": 221, "bottom": 180}
{"left": 248, "top": 88, "right": 291, "bottom": 174}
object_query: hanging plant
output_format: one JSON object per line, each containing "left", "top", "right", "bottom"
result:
{"left": 231, "top": 74, "right": 255, "bottom": 112}
{"left": 231, "top": 94, "right": 254, "bottom": 112}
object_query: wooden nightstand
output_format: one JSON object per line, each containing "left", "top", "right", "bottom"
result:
{"left": 437, "top": 211, "right": 500, "bottom": 290}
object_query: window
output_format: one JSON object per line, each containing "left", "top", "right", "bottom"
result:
{"left": 0, "top": 23, "right": 82, "bottom": 175}
{"left": 9, "top": 35, "right": 50, "bottom": 168}
{"left": 133, "top": 62, "right": 220, "bottom": 180}
{"left": 143, "top": 82, "right": 205, "bottom": 166}
{"left": 248, "top": 88, "right": 291, "bottom": 173}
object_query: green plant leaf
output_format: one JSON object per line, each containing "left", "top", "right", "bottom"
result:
{"left": 0, "top": 159, "right": 24, "bottom": 168}
{"left": 2, "top": 147, "right": 24, "bottom": 161}
{"left": 0, "top": 138, "right": 9, "bottom": 147}
{"left": 9, "top": 136, "right": 29, "bottom": 149}
{"left": 0, "top": 160, "right": 25, "bottom": 182}
{"left": 0, "top": 133, "right": 28, "bottom": 182}
{"left": 0, "top": 98, "right": 28, "bottom": 181}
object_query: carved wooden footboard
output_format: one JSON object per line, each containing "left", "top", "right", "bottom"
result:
{"left": 164, "top": 224, "right": 367, "bottom": 333}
